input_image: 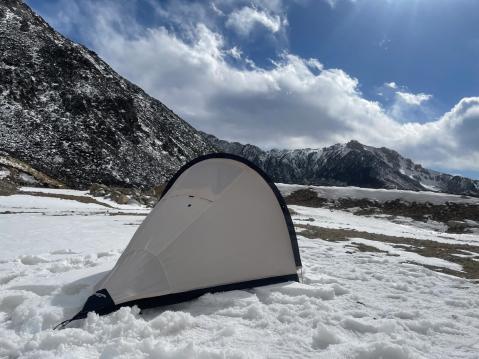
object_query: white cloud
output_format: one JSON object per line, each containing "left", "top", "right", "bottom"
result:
{"left": 227, "top": 46, "right": 242, "bottom": 59}
{"left": 211, "top": 3, "right": 224, "bottom": 16}
{"left": 385, "top": 81, "right": 397, "bottom": 89}
{"left": 401, "top": 97, "right": 479, "bottom": 170}
{"left": 383, "top": 82, "right": 432, "bottom": 106}
{"left": 382, "top": 83, "right": 435, "bottom": 123}
{"left": 225, "top": 6, "right": 282, "bottom": 35}
{"left": 39, "top": 1, "right": 479, "bottom": 174}
{"left": 396, "top": 91, "right": 433, "bottom": 106}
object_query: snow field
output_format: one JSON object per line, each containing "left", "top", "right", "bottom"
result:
{"left": 345, "top": 237, "right": 462, "bottom": 271}
{"left": 290, "top": 205, "right": 479, "bottom": 246}
{"left": 0, "top": 193, "right": 479, "bottom": 358}
{"left": 277, "top": 183, "right": 479, "bottom": 205}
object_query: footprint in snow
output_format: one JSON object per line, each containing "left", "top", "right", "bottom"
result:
{"left": 0, "top": 293, "right": 29, "bottom": 312}
{"left": 444, "top": 299, "right": 469, "bottom": 308}
{"left": 97, "top": 251, "right": 116, "bottom": 258}
{"left": 394, "top": 311, "right": 418, "bottom": 320}
{"left": 342, "top": 317, "right": 378, "bottom": 334}
{"left": 19, "top": 255, "right": 50, "bottom": 265}
{"left": 50, "top": 249, "right": 77, "bottom": 255}
{"left": 0, "top": 273, "right": 25, "bottom": 285}
{"left": 311, "top": 324, "right": 341, "bottom": 349}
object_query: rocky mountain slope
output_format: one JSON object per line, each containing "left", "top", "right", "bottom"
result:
{"left": 0, "top": 0, "right": 215, "bottom": 189}
{"left": 2, "top": 1, "right": 477, "bottom": 198}
{"left": 203, "top": 133, "right": 479, "bottom": 197}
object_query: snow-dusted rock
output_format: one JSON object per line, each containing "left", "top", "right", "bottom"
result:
{"left": 204, "top": 133, "right": 479, "bottom": 197}
{"left": 0, "top": 1, "right": 216, "bottom": 189}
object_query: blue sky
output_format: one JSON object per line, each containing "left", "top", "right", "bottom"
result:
{"left": 26, "top": 0, "right": 479, "bottom": 178}
{"left": 289, "top": 0, "right": 479, "bottom": 112}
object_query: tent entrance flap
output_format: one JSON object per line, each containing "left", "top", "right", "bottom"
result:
{"left": 56, "top": 153, "right": 302, "bottom": 328}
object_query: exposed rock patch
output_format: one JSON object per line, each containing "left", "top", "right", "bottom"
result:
{"left": 89, "top": 183, "right": 162, "bottom": 207}
{"left": 295, "top": 223, "right": 479, "bottom": 280}
{"left": 286, "top": 189, "right": 479, "bottom": 233}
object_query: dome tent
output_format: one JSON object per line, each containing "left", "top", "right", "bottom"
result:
{"left": 56, "top": 153, "right": 302, "bottom": 329}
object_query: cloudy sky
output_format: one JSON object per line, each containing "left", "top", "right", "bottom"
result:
{"left": 27, "top": 0, "right": 479, "bottom": 179}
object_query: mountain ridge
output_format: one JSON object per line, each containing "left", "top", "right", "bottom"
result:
{"left": 202, "top": 132, "right": 479, "bottom": 197}
{"left": 2, "top": 1, "right": 478, "bottom": 198}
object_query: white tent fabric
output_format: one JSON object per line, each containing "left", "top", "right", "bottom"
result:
{"left": 55, "top": 154, "right": 302, "bottom": 329}
{"left": 94, "top": 154, "right": 301, "bottom": 305}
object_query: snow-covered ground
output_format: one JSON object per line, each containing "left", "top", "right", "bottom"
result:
{"left": 1, "top": 189, "right": 479, "bottom": 358}
{"left": 291, "top": 205, "right": 479, "bottom": 246}
{"left": 277, "top": 183, "right": 479, "bottom": 205}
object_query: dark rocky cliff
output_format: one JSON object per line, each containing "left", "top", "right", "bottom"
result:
{"left": 0, "top": 0, "right": 215, "bottom": 189}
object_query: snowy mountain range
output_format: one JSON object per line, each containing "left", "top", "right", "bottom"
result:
{"left": 1, "top": 1, "right": 478, "bottom": 198}
{"left": 203, "top": 133, "right": 479, "bottom": 197}
{"left": 0, "top": 0, "right": 214, "bottom": 189}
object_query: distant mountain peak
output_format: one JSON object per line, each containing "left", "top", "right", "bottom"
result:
{"left": 202, "top": 132, "right": 479, "bottom": 197}
{"left": 345, "top": 139, "right": 364, "bottom": 150}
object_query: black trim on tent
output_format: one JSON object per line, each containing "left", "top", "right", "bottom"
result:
{"left": 54, "top": 289, "right": 115, "bottom": 330}
{"left": 55, "top": 274, "right": 298, "bottom": 329}
{"left": 161, "top": 152, "right": 302, "bottom": 268}
{"left": 117, "top": 273, "right": 298, "bottom": 310}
